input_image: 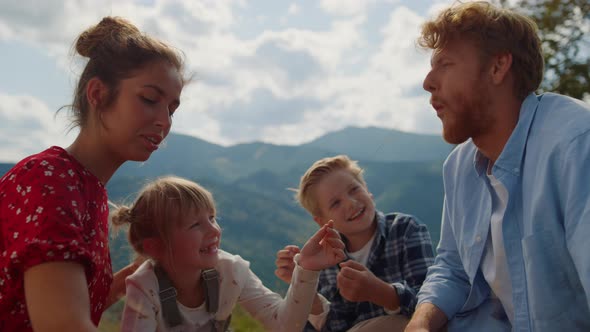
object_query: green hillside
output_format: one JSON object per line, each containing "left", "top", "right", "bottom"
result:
{"left": 303, "top": 126, "right": 453, "bottom": 162}
{"left": 112, "top": 126, "right": 451, "bottom": 183}
{"left": 113, "top": 134, "right": 333, "bottom": 182}
{"left": 0, "top": 163, "right": 13, "bottom": 176}
{"left": 1, "top": 126, "right": 450, "bottom": 330}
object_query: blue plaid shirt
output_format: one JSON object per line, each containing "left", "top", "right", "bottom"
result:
{"left": 306, "top": 211, "right": 434, "bottom": 332}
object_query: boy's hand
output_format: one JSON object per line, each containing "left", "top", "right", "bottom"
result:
{"left": 336, "top": 260, "right": 382, "bottom": 303}
{"left": 298, "top": 220, "right": 346, "bottom": 271}
{"left": 274, "top": 245, "right": 300, "bottom": 284}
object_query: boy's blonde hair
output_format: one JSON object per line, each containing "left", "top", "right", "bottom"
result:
{"left": 297, "top": 155, "right": 367, "bottom": 217}
{"left": 418, "top": 1, "right": 543, "bottom": 100}
{"left": 111, "top": 176, "right": 216, "bottom": 257}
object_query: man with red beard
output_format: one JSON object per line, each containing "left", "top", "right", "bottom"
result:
{"left": 405, "top": 2, "right": 590, "bottom": 332}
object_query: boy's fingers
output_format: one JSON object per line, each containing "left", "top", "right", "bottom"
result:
{"left": 276, "top": 266, "right": 293, "bottom": 273}
{"left": 275, "top": 258, "right": 294, "bottom": 269}
{"left": 284, "top": 245, "right": 300, "bottom": 252}
{"left": 274, "top": 268, "right": 292, "bottom": 282}
{"left": 339, "top": 259, "right": 365, "bottom": 271}
{"left": 338, "top": 266, "right": 359, "bottom": 280}
{"left": 333, "top": 250, "right": 347, "bottom": 263}
{"left": 276, "top": 249, "right": 296, "bottom": 259}
{"left": 337, "top": 270, "right": 356, "bottom": 289}
{"left": 275, "top": 266, "right": 291, "bottom": 274}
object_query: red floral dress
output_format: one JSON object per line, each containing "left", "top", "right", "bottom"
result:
{"left": 0, "top": 146, "right": 113, "bottom": 330}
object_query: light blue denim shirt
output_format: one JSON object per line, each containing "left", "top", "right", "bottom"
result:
{"left": 417, "top": 93, "right": 590, "bottom": 331}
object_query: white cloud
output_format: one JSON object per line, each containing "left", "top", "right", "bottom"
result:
{"left": 288, "top": 3, "right": 299, "bottom": 15}
{"left": 255, "top": 5, "right": 441, "bottom": 143}
{"left": 319, "top": 0, "right": 399, "bottom": 16}
{"left": 0, "top": 0, "right": 447, "bottom": 160}
{"left": 0, "top": 93, "right": 74, "bottom": 162}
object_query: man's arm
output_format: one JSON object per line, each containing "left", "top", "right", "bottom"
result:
{"left": 561, "top": 132, "right": 590, "bottom": 308}
{"left": 405, "top": 302, "right": 448, "bottom": 332}
{"left": 411, "top": 199, "right": 472, "bottom": 325}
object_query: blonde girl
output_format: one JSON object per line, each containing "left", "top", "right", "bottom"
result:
{"left": 112, "top": 176, "right": 345, "bottom": 332}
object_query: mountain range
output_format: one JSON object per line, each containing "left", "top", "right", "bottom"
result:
{"left": 1, "top": 126, "right": 452, "bottom": 291}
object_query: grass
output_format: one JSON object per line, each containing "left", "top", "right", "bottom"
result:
{"left": 99, "top": 301, "right": 264, "bottom": 332}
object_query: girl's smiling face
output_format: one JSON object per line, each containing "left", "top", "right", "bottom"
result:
{"left": 165, "top": 207, "right": 222, "bottom": 272}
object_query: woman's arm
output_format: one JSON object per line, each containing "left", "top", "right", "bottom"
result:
{"left": 24, "top": 262, "right": 98, "bottom": 332}
{"left": 105, "top": 259, "right": 143, "bottom": 308}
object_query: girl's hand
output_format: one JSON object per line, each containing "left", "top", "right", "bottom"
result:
{"left": 274, "top": 245, "right": 300, "bottom": 284}
{"left": 298, "top": 220, "right": 346, "bottom": 271}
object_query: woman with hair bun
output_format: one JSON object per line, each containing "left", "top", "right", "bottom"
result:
{"left": 0, "top": 16, "right": 186, "bottom": 331}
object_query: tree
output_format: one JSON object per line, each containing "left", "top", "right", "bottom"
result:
{"left": 496, "top": 0, "right": 590, "bottom": 101}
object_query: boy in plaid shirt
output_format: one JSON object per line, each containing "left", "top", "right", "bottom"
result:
{"left": 275, "top": 155, "right": 435, "bottom": 331}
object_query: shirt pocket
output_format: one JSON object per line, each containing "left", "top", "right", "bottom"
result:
{"left": 521, "top": 230, "right": 573, "bottom": 320}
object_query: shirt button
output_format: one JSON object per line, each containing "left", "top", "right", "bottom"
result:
{"left": 476, "top": 236, "right": 482, "bottom": 243}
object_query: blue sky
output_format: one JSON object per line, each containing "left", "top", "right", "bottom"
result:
{"left": 0, "top": 0, "right": 458, "bottom": 162}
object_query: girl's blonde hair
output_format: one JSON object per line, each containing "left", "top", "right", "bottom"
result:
{"left": 296, "top": 155, "right": 366, "bottom": 217}
{"left": 111, "top": 176, "right": 216, "bottom": 257}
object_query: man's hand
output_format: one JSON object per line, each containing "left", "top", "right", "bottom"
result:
{"left": 404, "top": 327, "right": 430, "bottom": 332}
{"left": 274, "top": 245, "right": 300, "bottom": 284}
{"left": 404, "top": 303, "right": 448, "bottom": 332}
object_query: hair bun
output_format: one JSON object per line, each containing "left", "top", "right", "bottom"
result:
{"left": 110, "top": 205, "right": 134, "bottom": 227}
{"left": 75, "top": 16, "right": 141, "bottom": 58}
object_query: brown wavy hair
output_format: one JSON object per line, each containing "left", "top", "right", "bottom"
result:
{"left": 418, "top": 1, "right": 544, "bottom": 100}
{"left": 66, "top": 16, "right": 186, "bottom": 128}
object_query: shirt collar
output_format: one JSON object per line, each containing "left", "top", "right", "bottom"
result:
{"left": 473, "top": 93, "right": 540, "bottom": 176}
{"left": 375, "top": 210, "right": 387, "bottom": 238}
{"left": 341, "top": 210, "right": 386, "bottom": 255}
